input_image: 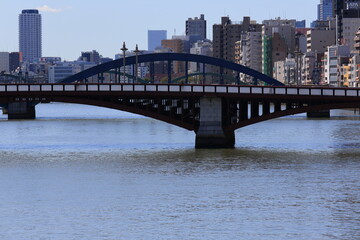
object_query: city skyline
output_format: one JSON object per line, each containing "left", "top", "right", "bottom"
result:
{"left": 0, "top": 0, "right": 318, "bottom": 60}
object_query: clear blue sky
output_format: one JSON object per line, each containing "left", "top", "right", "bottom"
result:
{"left": 0, "top": 0, "right": 319, "bottom": 61}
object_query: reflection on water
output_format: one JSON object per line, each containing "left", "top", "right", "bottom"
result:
{"left": 0, "top": 104, "right": 359, "bottom": 239}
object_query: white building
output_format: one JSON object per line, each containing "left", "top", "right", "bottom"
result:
{"left": 48, "top": 62, "right": 81, "bottom": 83}
{"left": 19, "top": 9, "right": 42, "bottom": 63}
{"left": 0, "top": 52, "right": 10, "bottom": 73}
{"left": 189, "top": 40, "right": 212, "bottom": 73}
{"left": 323, "top": 45, "right": 350, "bottom": 86}
{"left": 273, "top": 56, "right": 296, "bottom": 84}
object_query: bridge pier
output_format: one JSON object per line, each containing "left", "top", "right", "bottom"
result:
{"left": 7, "top": 102, "right": 36, "bottom": 120}
{"left": 195, "top": 97, "right": 235, "bottom": 148}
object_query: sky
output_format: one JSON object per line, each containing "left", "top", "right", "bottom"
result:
{"left": 0, "top": 0, "right": 319, "bottom": 61}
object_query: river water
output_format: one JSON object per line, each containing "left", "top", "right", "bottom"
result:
{"left": 0, "top": 103, "right": 359, "bottom": 240}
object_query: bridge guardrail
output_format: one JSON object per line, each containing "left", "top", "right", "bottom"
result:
{"left": 0, "top": 83, "right": 359, "bottom": 97}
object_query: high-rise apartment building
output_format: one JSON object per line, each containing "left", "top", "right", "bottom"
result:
{"left": 318, "top": 0, "right": 333, "bottom": 20}
{"left": 148, "top": 30, "right": 167, "bottom": 51}
{"left": 333, "top": 0, "right": 360, "bottom": 43}
{"left": 186, "top": 14, "right": 206, "bottom": 40}
{"left": 262, "top": 18, "right": 296, "bottom": 76}
{"left": 235, "top": 32, "right": 262, "bottom": 82}
{"left": 19, "top": 9, "right": 42, "bottom": 63}
{"left": 213, "top": 16, "right": 262, "bottom": 62}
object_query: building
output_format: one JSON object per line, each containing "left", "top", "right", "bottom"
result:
{"left": 342, "top": 10, "right": 360, "bottom": 52}
{"left": 0, "top": 52, "right": 10, "bottom": 73}
{"left": 354, "top": 26, "right": 360, "bottom": 53}
{"left": 318, "top": 0, "right": 333, "bottom": 20}
{"left": 333, "top": 0, "right": 360, "bottom": 44}
{"left": 213, "top": 16, "right": 262, "bottom": 62}
{"left": 323, "top": 45, "right": 350, "bottom": 86}
{"left": 48, "top": 62, "right": 81, "bottom": 83}
{"left": 261, "top": 18, "right": 296, "bottom": 76}
{"left": 262, "top": 18, "right": 296, "bottom": 54}
{"left": 303, "top": 51, "right": 321, "bottom": 84}
{"left": 272, "top": 56, "right": 296, "bottom": 84}
{"left": 295, "top": 20, "right": 306, "bottom": 28}
{"left": 306, "top": 29, "right": 336, "bottom": 53}
{"left": 189, "top": 40, "right": 212, "bottom": 73}
{"left": 186, "top": 14, "right": 206, "bottom": 40}
{"left": 162, "top": 39, "right": 185, "bottom": 74}
{"left": 235, "top": 32, "right": 262, "bottom": 82}
{"left": 348, "top": 55, "right": 360, "bottom": 86}
{"left": 79, "top": 50, "right": 100, "bottom": 64}
{"left": 48, "top": 60, "right": 97, "bottom": 83}
{"left": 19, "top": 9, "right": 42, "bottom": 63}
{"left": 148, "top": 30, "right": 167, "bottom": 51}
{"left": 311, "top": 19, "right": 336, "bottom": 30}
{"left": 39, "top": 57, "right": 61, "bottom": 64}
{"left": 9, "top": 52, "right": 22, "bottom": 72}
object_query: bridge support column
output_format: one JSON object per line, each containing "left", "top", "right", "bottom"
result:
{"left": 7, "top": 102, "right": 36, "bottom": 120}
{"left": 195, "top": 97, "right": 235, "bottom": 149}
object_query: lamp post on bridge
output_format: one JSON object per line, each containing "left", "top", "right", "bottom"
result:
{"left": 121, "top": 42, "right": 128, "bottom": 83}
{"left": 134, "top": 44, "right": 140, "bottom": 83}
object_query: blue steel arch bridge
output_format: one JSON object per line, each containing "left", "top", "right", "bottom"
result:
{"left": 1, "top": 53, "right": 360, "bottom": 148}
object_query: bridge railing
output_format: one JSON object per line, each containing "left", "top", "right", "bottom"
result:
{"left": 0, "top": 83, "right": 360, "bottom": 97}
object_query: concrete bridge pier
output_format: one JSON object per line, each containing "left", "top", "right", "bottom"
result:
{"left": 195, "top": 97, "right": 235, "bottom": 148}
{"left": 6, "top": 102, "right": 36, "bottom": 120}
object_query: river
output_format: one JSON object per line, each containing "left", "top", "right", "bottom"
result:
{"left": 0, "top": 103, "right": 359, "bottom": 239}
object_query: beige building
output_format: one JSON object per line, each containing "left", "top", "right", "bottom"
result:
{"left": 161, "top": 39, "right": 185, "bottom": 74}
{"left": 306, "top": 29, "right": 336, "bottom": 53}
{"left": 354, "top": 27, "right": 360, "bottom": 54}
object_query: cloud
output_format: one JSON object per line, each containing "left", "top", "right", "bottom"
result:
{"left": 37, "top": 5, "right": 62, "bottom": 13}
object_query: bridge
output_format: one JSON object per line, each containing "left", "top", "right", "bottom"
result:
{"left": 1, "top": 53, "right": 360, "bottom": 148}
{"left": 1, "top": 82, "right": 360, "bottom": 148}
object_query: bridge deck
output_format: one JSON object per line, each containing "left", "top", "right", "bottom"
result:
{"left": 0, "top": 83, "right": 359, "bottom": 98}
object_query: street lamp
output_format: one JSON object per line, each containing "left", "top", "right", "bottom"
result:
{"left": 121, "top": 42, "right": 128, "bottom": 83}
{"left": 134, "top": 44, "right": 140, "bottom": 83}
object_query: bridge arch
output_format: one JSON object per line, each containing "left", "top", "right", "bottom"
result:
{"left": 48, "top": 96, "right": 196, "bottom": 131}
{"left": 60, "top": 53, "right": 284, "bottom": 86}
